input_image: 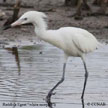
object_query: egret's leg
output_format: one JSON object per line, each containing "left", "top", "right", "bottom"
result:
{"left": 81, "top": 97, "right": 85, "bottom": 108}
{"left": 81, "top": 57, "right": 88, "bottom": 99}
{"left": 46, "top": 63, "right": 66, "bottom": 107}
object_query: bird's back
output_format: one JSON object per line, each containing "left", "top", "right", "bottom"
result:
{"left": 57, "top": 27, "right": 100, "bottom": 56}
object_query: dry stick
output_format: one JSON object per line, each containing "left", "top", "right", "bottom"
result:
{"left": 13, "top": 0, "right": 21, "bottom": 21}
{"left": 73, "top": 0, "right": 83, "bottom": 20}
{"left": 76, "top": 0, "right": 83, "bottom": 16}
{"left": 83, "top": 0, "right": 91, "bottom": 10}
{"left": 0, "top": 2, "right": 33, "bottom": 8}
{"left": 76, "top": 0, "right": 91, "bottom": 15}
{"left": 4, "top": 0, "right": 21, "bottom": 26}
{"left": 74, "top": 0, "right": 91, "bottom": 20}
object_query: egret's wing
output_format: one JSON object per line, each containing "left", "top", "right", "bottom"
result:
{"left": 72, "top": 33, "right": 99, "bottom": 53}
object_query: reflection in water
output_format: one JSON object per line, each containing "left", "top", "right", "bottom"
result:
{"left": 12, "top": 47, "right": 21, "bottom": 75}
{"left": 12, "top": 47, "right": 21, "bottom": 108}
{"left": 5, "top": 47, "right": 21, "bottom": 75}
{"left": 0, "top": 44, "right": 108, "bottom": 108}
{"left": 5, "top": 47, "right": 21, "bottom": 108}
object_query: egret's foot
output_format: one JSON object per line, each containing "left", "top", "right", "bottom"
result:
{"left": 46, "top": 92, "right": 56, "bottom": 108}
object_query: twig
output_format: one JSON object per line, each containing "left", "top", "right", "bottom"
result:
{"left": 0, "top": 2, "right": 34, "bottom": 8}
{"left": 3, "top": 0, "right": 21, "bottom": 26}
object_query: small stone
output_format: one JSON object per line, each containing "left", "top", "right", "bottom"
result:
{"left": 39, "top": 51, "right": 42, "bottom": 54}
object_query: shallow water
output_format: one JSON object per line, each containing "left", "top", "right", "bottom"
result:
{"left": 0, "top": 42, "right": 108, "bottom": 108}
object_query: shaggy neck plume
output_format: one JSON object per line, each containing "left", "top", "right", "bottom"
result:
{"left": 34, "top": 17, "right": 47, "bottom": 36}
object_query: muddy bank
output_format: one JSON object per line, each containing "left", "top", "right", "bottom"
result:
{"left": 0, "top": 0, "right": 108, "bottom": 47}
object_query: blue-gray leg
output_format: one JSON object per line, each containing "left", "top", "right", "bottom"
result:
{"left": 81, "top": 58, "right": 89, "bottom": 100}
{"left": 46, "top": 63, "right": 66, "bottom": 108}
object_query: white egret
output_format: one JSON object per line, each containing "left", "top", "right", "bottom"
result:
{"left": 3, "top": 11, "right": 100, "bottom": 107}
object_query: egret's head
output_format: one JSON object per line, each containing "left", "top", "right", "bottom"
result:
{"left": 12, "top": 11, "right": 47, "bottom": 26}
{"left": 3, "top": 11, "right": 47, "bottom": 30}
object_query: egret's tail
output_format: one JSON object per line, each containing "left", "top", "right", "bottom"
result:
{"left": 97, "top": 41, "right": 103, "bottom": 49}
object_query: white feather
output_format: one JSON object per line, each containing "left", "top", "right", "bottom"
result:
{"left": 12, "top": 11, "right": 101, "bottom": 58}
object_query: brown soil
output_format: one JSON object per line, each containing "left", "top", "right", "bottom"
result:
{"left": 0, "top": 0, "right": 108, "bottom": 47}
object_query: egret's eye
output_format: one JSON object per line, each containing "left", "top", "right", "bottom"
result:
{"left": 24, "top": 18, "right": 27, "bottom": 20}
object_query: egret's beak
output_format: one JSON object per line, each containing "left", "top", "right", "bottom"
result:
{"left": 11, "top": 20, "right": 22, "bottom": 27}
{"left": 3, "top": 19, "right": 22, "bottom": 30}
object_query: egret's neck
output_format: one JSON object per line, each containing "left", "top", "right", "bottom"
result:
{"left": 33, "top": 20, "right": 62, "bottom": 49}
{"left": 33, "top": 19, "right": 47, "bottom": 39}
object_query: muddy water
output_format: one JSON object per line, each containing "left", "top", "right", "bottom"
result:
{"left": 0, "top": 42, "right": 108, "bottom": 108}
